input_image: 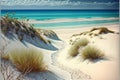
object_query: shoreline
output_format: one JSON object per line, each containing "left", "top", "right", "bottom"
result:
{"left": 34, "top": 22, "right": 119, "bottom": 30}
{"left": 52, "top": 23, "right": 119, "bottom": 41}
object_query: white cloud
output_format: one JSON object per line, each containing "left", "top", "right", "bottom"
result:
{"left": 1, "top": 0, "right": 118, "bottom": 6}
{"left": 1, "top": 0, "right": 118, "bottom": 9}
{"left": 1, "top": 0, "right": 80, "bottom": 6}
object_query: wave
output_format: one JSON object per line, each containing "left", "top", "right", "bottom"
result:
{"left": 28, "top": 17, "right": 119, "bottom": 24}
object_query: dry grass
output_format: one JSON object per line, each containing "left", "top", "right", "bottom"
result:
{"left": 35, "top": 31, "right": 49, "bottom": 44}
{"left": 1, "top": 54, "right": 9, "bottom": 60}
{"left": 90, "top": 27, "right": 114, "bottom": 34}
{"left": 18, "top": 35, "right": 23, "bottom": 41}
{"left": 72, "top": 27, "right": 115, "bottom": 38}
{"left": 0, "top": 41, "right": 28, "bottom": 80}
{"left": 1, "top": 27, "right": 8, "bottom": 35}
{"left": 9, "top": 48, "right": 46, "bottom": 73}
{"left": 69, "top": 45, "right": 80, "bottom": 57}
{"left": 81, "top": 46, "right": 104, "bottom": 61}
{"left": 37, "top": 29, "right": 57, "bottom": 37}
{"left": 1, "top": 16, "right": 53, "bottom": 44}
{"left": 72, "top": 38, "right": 89, "bottom": 46}
{"left": 69, "top": 38, "right": 89, "bottom": 57}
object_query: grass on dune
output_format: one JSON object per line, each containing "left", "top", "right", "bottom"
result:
{"left": 90, "top": 27, "right": 114, "bottom": 34}
{"left": 69, "top": 45, "right": 80, "bottom": 57}
{"left": 1, "top": 54, "right": 9, "bottom": 60}
{"left": 69, "top": 38, "right": 89, "bottom": 57}
{"left": 81, "top": 45, "right": 104, "bottom": 61}
{"left": 72, "top": 38, "right": 89, "bottom": 46}
{"left": 35, "top": 31, "right": 51, "bottom": 44}
{"left": 9, "top": 48, "right": 46, "bottom": 73}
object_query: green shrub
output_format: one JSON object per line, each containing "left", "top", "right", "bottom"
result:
{"left": 81, "top": 46, "right": 104, "bottom": 61}
{"left": 9, "top": 48, "right": 46, "bottom": 73}
{"left": 69, "top": 38, "right": 89, "bottom": 57}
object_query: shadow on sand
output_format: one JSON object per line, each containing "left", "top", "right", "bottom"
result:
{"left": 25, "top": 71, "right": 64, "bottom": 80}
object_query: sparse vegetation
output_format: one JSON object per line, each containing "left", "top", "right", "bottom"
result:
{"left": 0, "top": 41, "right": 27, "bottom": 80}
{"left": 9, "top": 48, "right": 47, "bottom": 73}
{"left": 90, "top": 27, "right": 114, "bottom": 34}
{"left": 35, "top": 29, "right": 53, "bottom": 44}
{"left": 18, "top": 35, "right": 23, "bottom": 41}
{"left": 81, "top": 45, "right": 104, "bottom": 61}
{"left": 35, "top": 31, "right": 50, "bottom": 44}
{"left": 69, "top": 45, "right": 80, "bottom": 57}
{"left": 72, "top": 38, "right": 89, "bottom": 46}
{"left": 1, "top": 54, "right": 9, "bottom": 60}
{"left": 37, "top": 29, "right": 59, "bottom": 40}
{"left": 72, "top": 27, "right": 115, "bottom": 38}
{"left": 1, "top": 27, "right": 8, "bottom": 35}
{"left": 47, "top": 40, "right": 51, "bottom": 44}
{"left": 69, "top": 38, "right": 89, "bottom": 57}
{"left": 1, "top": 15, "right": 54, "bottom": 44}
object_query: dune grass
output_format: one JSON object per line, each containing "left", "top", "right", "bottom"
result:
{"left": 1, "top": 54, "right": 9, "bottom": 60}
{"left": 81, "top": 46, "right": 104, "bottom": 61}
{"left": 35, "top": 31, "right": 50, "bottom": 44}
{"left": 69, "top": 38, "right": 89, "bottom": 57}
{"left": 69, "top": 45, "right": 80, "bottom": 57}
{"left": 72, "top": 27, "right": 115, "bottom": 38}
{"left": 90, "top": 27, "right": 114, "bottom": 34}
{"left": 71, "top": 38, "right": 89, "bottom": 46}
{"left": 1, "top": 27, "right": 8, "bottom": 35}
{"left": 9, "top": 48, "right": 46, "bottom": 73}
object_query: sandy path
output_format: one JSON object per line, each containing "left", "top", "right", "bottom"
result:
{"left": 51, "top": 42, "right": 92, "bottom": 80}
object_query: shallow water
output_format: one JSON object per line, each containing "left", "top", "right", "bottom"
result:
{"left": 1, "top": 9, "right": 119, "bottom": 29}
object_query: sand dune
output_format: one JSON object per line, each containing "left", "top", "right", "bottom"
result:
{"left": 53, "top": 25, "right": 119, "bottom": 80}
{"left": 0, "top": 17, "right": 119, "bottom": 80}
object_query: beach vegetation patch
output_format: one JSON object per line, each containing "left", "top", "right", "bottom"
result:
{"left": 81, "top": 46, "right": 104, "bottom": 61}
{"left": 9, "top": 48, "right": 47, "bottom": 73}
{"left": 90, "top": 27, "right": 114, "bottom": 34}
{"left": 1, "top": 26, "right": 8, "bottom": 35}
{"left": 35, "top": 31, "right": 50, "bottom": 44}
{"left": 69, "top": 38, "right": 89, "bottom": 57}
{"left": 72, "top": 27, "right": 115, "bottom": 38}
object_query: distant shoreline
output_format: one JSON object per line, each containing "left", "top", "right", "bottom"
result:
{"left": 52, "top": 23, "right": 119, "bottom": 41}
{"left": 34, "top": 23, "right": 119, "bottom": 30}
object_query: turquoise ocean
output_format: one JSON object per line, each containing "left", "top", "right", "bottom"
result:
{"left": 1, "top": 9, "right": 119, "bottom": 29}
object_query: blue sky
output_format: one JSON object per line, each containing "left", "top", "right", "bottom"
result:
{"left": 1, "top": 0, "right": 119, "bottom": 9}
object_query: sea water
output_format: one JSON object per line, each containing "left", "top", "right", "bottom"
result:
{"left": 1, "top": 9, "right": 119, "bottom": 29}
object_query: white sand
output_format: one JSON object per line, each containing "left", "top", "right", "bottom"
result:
{"left": 52, "top": 24, "right": 120, "bottom": 80}
{"left": 0, "top": 23, "right": 119, "bottom": 80}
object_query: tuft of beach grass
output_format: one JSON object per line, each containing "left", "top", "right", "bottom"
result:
{"left": 69, "top": 38, "right": 89, "bottom": 57}
{"left": 9, "top": 48, "right": 47, "bottom": 73}
{"left": 81, "top": 45, "right": 104, "bottom": 61}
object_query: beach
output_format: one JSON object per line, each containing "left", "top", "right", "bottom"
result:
{"left": 0, "top": 9, "right": 119, "bottom": 80}
{"left": 53, "top": 24, "right": 119, "bottom": 41}
{"left": 51, "top": 24, "right": 120, "bottom": 80}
